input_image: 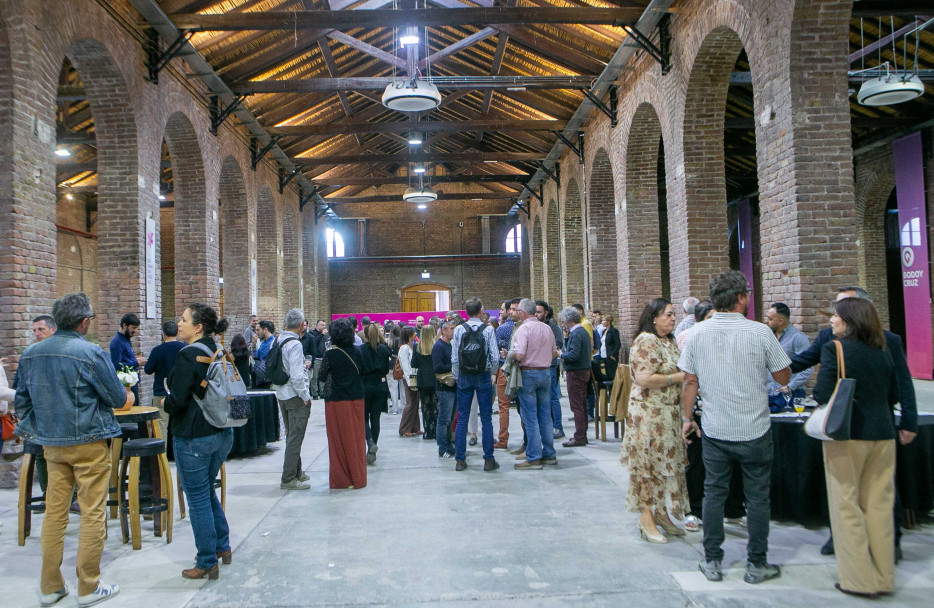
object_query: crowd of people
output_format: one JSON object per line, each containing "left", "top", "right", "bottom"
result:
{"left": 0, "top": 269, "right": 921, "bottom": 602}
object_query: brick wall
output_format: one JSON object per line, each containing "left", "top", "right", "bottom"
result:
{"left": 544, "top": 198, "right": 561, "bottom": 306}
{"left": 531, "top": 219, "right": 543, "bottom": 298}
{"left": 561, "top": 179, "right": 585, "bottom": 307}
{"left": 854, "top": 146, "right": 895, "bottom": 327}
{"left": 160, "top": 206, "right": 175, "bottom": 322}
{"left": 219, "top": 154, "right": 253, "bottom": 334}
{"left": 256, "top": 185, "right": 282, "bottom": 326}
{"left": 586, "top": 149, "right": 618, "bottom": 315}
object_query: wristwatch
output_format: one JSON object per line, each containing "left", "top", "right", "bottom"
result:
{"left": 682, "top": 416, "right": 693, "bottom": 424}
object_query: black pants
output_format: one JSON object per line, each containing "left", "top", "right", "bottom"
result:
{"left": 686, "top": 415, "right": 746, "bottom": 518}
{"left": 363, "top": 391, "right": 386, "bottom": 446}
{"left": 420, "top": 388, "right": 439, "bottom": 440}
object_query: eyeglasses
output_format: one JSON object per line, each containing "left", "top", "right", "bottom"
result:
{"left": 87, "top": 313, "right": 96, "bottom": 320}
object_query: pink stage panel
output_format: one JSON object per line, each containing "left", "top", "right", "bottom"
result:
{"left": 331, "top": 310, "right": 501, "bottom": 326}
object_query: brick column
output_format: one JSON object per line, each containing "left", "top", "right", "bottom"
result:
{"left": 219, "top": 155, "right": 253, "bottom": 334}
{"left": 281, "top": 204, "right": 301, "bottom": 311}
{"left": 530, "top": 219, "right": 543, "bottom": 299}
{"left": 586, "top": 149, "right": 619, "bottom": 315}
{"left": 562, "top": 179, "right": 586, "bottom": 306}
{"left": 256, "top": 185, "right": 282, "bottom": 325}
{"left": 854, "top": 147, "right": 896, "bottom": 327}
{"left": 545, "top": 198, "right": 561, "bottom": 306}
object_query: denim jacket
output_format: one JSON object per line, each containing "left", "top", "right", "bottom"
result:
{"left": 14, "top": 330, "right": 127, "bottom": 446}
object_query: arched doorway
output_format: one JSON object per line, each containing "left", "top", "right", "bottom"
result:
{"left": 587, "top": 148, "right": 619, "bottom": 314}
{"left": 401, "top": 282, "right": 452, "bottom": 312}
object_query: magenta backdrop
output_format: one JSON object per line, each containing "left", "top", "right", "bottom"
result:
{"left": 736, "top": 198, "right": 757, "bottom": 320}
{"left": 893, "top": 132, "right": 933, "bottom": 379}
{"left": 332, "top": 310, "right": 501, "bottom": 326}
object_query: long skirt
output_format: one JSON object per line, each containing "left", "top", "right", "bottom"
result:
{"left": 324, "top": 399, "right": 367, "bottom": 489}
{"left": 399, "top": 385, "right": 422, "bottom": 436}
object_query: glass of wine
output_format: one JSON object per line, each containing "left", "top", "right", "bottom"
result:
{"left": 783, "top": 390, "right": 792, "bottom": 412}
{"left": 793, "top": 397, "right": 805, "bottom": 414}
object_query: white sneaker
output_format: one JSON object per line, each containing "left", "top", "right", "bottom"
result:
{"left": 40, "top": 585, "right": 69, "bottom": 607}
{"left": 726, "top": 516, "right": 747, "bottom": 528}
{"left": 280, "top": 479, "right": 311, "bottom": 490}
{"left": 77, "top": 581, "right": 119, "bottom": 607}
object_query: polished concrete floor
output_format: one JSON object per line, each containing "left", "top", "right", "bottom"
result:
{"left": 2, "top": 384, "right": 933, "bottom": 608}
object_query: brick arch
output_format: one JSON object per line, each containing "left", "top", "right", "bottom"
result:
{"left": 162, "top": 110, "right": 218, "bottom": 311}
{"left": 619, "top": 102, "right": 665, "bottom": 343}
{"left": 282, "top": 204, "right": 301, "bottom": 312}
{"left": 854, "top": 150, "right": 896, "bottom": 326}
{"left": 545, "top": 198, "right": 561, "bottom": 306}
{"left": 219, "top": 155, "right": 253, "bottom": 332}
{"left": 256, "top": 185, "right": 282, "bottom": 325}
{"left": 587, "top": 148, "right": 618, "bottom": 314}
{"left": 562, "top": 178, "right": 585, "bottom": 307}
{"left": 678, "top": 26, "right": 744, "bottom": 302}
{"left": 531, "top": 217, "right": 544, "bottom": 299}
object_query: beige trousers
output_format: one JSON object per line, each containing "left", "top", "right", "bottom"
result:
{"left": 822, "top": 439, "right": 896, "bottom": 594}
{"left": 152, "top": 395, "right": 168, "bottom": 438}
{"left": 41, "top": 440, "right": 111, "bottom": 596}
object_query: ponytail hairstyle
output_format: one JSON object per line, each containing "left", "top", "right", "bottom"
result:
{"left": 186, "top": 303, "right": 229, "bottom": 336}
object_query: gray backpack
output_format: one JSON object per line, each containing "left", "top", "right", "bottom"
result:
{"left": 183, "top": 343, "right": 251, "bottom": 428}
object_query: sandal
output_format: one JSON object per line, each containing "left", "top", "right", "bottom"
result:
{"left": 684, "top": 516, "right": 701, "bottom": 532}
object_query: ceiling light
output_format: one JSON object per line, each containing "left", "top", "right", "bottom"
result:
{"left": 55, "top": 148, "right": 71, "bottom": 157}
{"left": 857, "top": 73, "right": 924, "bottom": 106}
{"left": 407, "top": 132, "right": 423, "bottom": 145}
{"left": 158, "top": 194, "right": 166, "bottom": 201}
{"left": 506, "top": 86, "right": 527, "bottom": 92}
{"left": 472, "top": 198, "right": 483, "bottom": 201}
{"left": 416, "top": 204, "right": 427, "bottom": 210}
{"left": 382, "top": 80, "right": 442, "bottom": 112}
{"left": 421, "top": 269, "right": 431, "bottom": 278}
{"left": 400, "top": 27, "right": 419, "bottom": 47}
{"left": 413, "top": 163, "right": 426, "bottom": 174}
{"left": 403, "top": 186, "right": 437, "bottom": 204}
{"left": 65, "top": 193, "right": 74, "bottom": 200}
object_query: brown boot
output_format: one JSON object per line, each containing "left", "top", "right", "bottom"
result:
{"left": 182, "top": 564, "right": 219, "bottom": 580}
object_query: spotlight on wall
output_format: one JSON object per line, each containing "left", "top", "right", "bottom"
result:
{"left": 55, "top": 148, "right": 71, "bottom": 157}
{"left": 421, "top": 269, "right": 431, "bottom": 279}
{"left": 65, "top": 193, "right": 74, "bottom": 201}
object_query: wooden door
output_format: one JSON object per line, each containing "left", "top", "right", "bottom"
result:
{"left": 401, "top": 283, "right": 451, "bottom": 312}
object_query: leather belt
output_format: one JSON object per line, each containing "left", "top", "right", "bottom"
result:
{"left": 519, "top": 366, "right": 549, "bottom": 370}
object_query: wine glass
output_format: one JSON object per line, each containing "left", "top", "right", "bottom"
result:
{"left": 793, "top": 397, "right": 805, "bottom": 414}
{"left": 783, "top": 390, "right": 792, "bottom": 411}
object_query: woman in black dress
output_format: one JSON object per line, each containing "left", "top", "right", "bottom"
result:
{"left": 411, "top": 326, "right": 438, "bottom": 440}
{"left": 360, "top": 324, "right": 392, "bottom": 464}
{"left": 228, "top": 334, "right": 252, "bottom": 389}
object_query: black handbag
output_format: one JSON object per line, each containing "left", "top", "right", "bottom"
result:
{"left": 804, "top": 340, "right": 855, "bottom": 441}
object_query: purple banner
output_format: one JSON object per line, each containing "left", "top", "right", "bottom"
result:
{"left": 893, "top": 132, "right": 932, "bottom": 379}
{"left": 736, "top": 198, "right": 757, "bottom": 320}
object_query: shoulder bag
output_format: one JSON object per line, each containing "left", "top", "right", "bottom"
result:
{"left": 804, "top": 340, "right": 855, "bottom": 441}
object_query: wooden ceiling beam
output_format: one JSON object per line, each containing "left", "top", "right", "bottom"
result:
{"left": 293, "top": 151, "right": 544, "bottom": 165}
{"left": 491, "top": 24, "right": 605, "bottom": 75}
{"left": 323, "top": 192, "right": 517, "bottom": 204}
{"left": 269, "top": 119, "right": 566, "bottom": 136}
{"left": 417, "top": 27, "right": 497, "bottom": 70}
{"left": 309, "top": 173, "right": 530, "bottom": 186}
{"left": 168, "top": 8, "right": 647, "bottom": 31}
{"left": 231, "top": 76, "right": 596, "bottom": 93}
{"left": 851, "top": 2, "right": 934, "bottom": 17}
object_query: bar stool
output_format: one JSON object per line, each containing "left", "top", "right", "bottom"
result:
{"left": 108, "top": 423, "right": 139, "bottom": 519}
{"left": 17, "top": 442, "right": 46, "bottom": 546}
{"left": 118, "top": 437, "right": 173, "bottom": 549}
{"left": 176, "top": 463, "right": 226, "bottom": 520}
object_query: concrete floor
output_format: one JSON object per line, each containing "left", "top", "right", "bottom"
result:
{"left": 2, "top": 386, "right": 933, "bottom": 608}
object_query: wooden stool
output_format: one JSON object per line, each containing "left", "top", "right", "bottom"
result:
{"left": 118, "top": 437, "right": 173, "bottom": 549}
{"left": 108, "top": 424, "right": 139, "bottom": 519}
{"left": 596, "top": 380, "right": 621, "bottom": 442}
{"left": 176, "top": 462, "right": 226, "bottom": 520}
{"left": 17, "top": 442, "right": 46, "bottom": 546}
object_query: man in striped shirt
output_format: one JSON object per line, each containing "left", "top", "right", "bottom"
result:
{"left": 678, "top": 270, "right": 791, "bottom": 585}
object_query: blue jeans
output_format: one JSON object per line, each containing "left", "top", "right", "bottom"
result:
{"left": 174, "top": 429, "right": 233, "bottom": 569}
{"left": 518, "top": 369, "right": 555, "bottom": 461}
{"left": 701, "top": 430, "right": 773, "bottom": 564}
{"left": 454, "top": 372, "right": 494, "bottom": 460}
{"left": 550, "top": 363, "right": 563, "bottom": 431}
{"left": 436, "top": 389, "right": 456, "bottom": 455}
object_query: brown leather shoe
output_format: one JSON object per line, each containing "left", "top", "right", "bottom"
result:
{"left": 182, "top": 564, "right": 219, "bottom": 580}
{"left": 562, "top": 440, "right": 588, "bottom": 447}
{"left": 493, "top": 441, "right": 509, "bottom": 450}
{"left": 217, "top": 550, "right": 232, "bottom": 565}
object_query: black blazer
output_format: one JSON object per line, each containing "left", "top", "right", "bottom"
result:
{"left": 164, "top": 337, "right": 223, "bottom": 438}
{"left": 359, "top": 343, "right": 391, "bottom": 396}
{"left": 792, "top": 327, "right": 916, "bottom": 432}
{"left": 319, "top": 347, "right": 364, "bottom": 402}
{"left": 602, "top": 327, "right": 621, "bottom": 360}
{"left": 812, "top": 338, "right": 898, "bottom": 441}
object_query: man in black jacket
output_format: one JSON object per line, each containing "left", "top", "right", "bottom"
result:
{"left": 791, "top": 286, "right": 917, "bottom": 559}
{"left": 306, "top": 320, "right": 328, "bottom": 399}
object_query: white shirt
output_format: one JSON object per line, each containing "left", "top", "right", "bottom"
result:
{"left": 270, "top": 331, "right": 311, "bottom": 403}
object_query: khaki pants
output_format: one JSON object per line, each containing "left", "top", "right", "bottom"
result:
{"left": 152, "top": 396, "right": 168, "bottom": 438}
{"left": 495, "top": 368, "right": 510, "bottom": 443}
{"left": 823, "top": 439, "right": 896, "bottom": 594}
{"left": 41, "top": 441, "right": 111, "bottom": 596}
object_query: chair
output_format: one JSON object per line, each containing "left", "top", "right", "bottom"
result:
{"left": 118, "top": 437, "right": 173, "bottom": 549}
{"left": 17, "top": 442, "right": 46, "bottom": 546}
{"left": 176, "top": 462, "right": 226, "bottom": 520}
{"left": 108, "top": 423, "right": 139, "bottom": 519}
{"left": 607, "top": 364, "right": 632, "bottom": 441}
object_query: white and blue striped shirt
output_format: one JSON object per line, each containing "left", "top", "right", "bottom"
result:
{"left": 678, "top": 312, "right": 790, "bottom": 442}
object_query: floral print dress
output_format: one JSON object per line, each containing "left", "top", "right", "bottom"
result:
{"left": 620, "top": 332, "right": 690, "bottom": 516}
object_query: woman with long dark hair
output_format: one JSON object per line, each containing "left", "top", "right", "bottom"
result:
{"left": 164, "top": 303, "right": 233, "bottom": 579}
{"left": 813, "top": 297, "right": 898, "bottom": 598}
{"left": 319, "top": 318, "right": 367, "bottom": 489}
{"left": 620, "top": 298, "right": 690, "bottom": 544}
{"left": 397, "top": 326, "right": 422, "bottom": 436}
{"left": 228, "top": 333, "right": 252, "bottom": 389}
{"left": 412, "top": 325, "right": 439, "bottom": 440}
{"left": 360, "top": 324, "right": 392, "bottom": 465}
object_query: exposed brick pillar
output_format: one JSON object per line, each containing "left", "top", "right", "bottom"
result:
{"left": 281, "top": 204, "right": 301, "bottom": 311}
{"left": 520, "top": 223, "right": 531, "bottom": 297}
{"left": 667, "top": 27, "right": 739, "bottom": 307}
{"left": 531, "top": 219, "right": 544, "bottom": 299}
{"left": 587, "top": 149, "right": 619, "bottom": 315}
{"left": 302, "top": 209, "right": 318, "bottom": 320}
{"left": 316, "top": 220, "right": 330, "bottom": 320}
{"left": 256, "top": 185, "right": 282, "bottom": 326}
{"left": 854, "top": 147, "right": 895, "bottom": 327}
{"left": 618, "top": 103, "right": 664, "bottom": 347}
{"left": 562, "top": 179, "right": 585, "bottom": 306}
{"left": 219, "top": 155, "right": 253, "bottom": 335}
{"left": 164, "top": 111, "right": 219, "bottom": 311}
{"left": 545, "top": 198, "right": 561, "bottom": 306}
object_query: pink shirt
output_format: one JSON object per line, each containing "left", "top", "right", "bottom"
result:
{"left": 511, "top": 317, "right": 556, "bottom": 368}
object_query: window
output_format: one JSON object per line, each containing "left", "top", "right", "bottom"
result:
{"left": 326, "top": 228, "right": 345, "bottom": 258}
{"left": 505, "top": 225, "right": 522, "bottom": 253}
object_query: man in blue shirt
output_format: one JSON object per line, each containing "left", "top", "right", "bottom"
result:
{"left": 143, "top": 321, "right": 186, "bottom": 437}
{"left": 251, "top": 320, "right": 276, "bottom": 388}
{"left": 110, "top": 313, "right": 145, "bottom": 404}
{"left": 763, "top": 303, "right": 812, "bottom": 411}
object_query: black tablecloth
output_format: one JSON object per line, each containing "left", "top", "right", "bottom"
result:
{"left": 770, "top": 413, "right": 934, "bottom": 525}
{"left": 229, "top": 391, "right": 281, "bottom": 457}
